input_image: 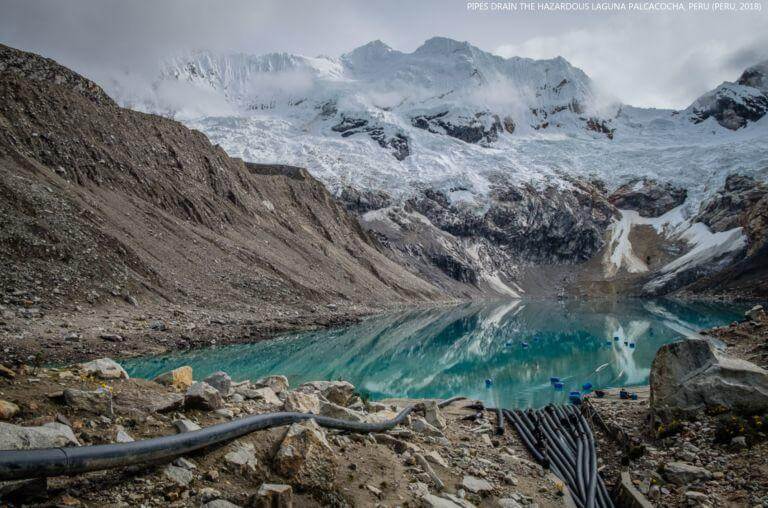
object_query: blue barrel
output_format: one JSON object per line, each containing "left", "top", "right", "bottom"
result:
{"left": 485, "top": 378, "right": 493, "bottom": 388}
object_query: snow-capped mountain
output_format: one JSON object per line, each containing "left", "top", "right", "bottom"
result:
{"left": 687, "top": 60, "right": 768, "bottom": 130}
{"left": 114, "top": 38, "right": 768, "bottom": 300}
{"left": 133, "top": 38, "right": 767, "bottom": 208}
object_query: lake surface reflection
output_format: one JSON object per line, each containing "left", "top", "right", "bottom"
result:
{"left": 125, "top": 299, "right": 744, "bottom": 409}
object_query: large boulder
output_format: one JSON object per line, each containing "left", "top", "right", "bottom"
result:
{"left": 203, "top": 371, "right": 233, "bottom": 396}
{"left": 608, "top": 178, "right": 687, "bottom": 218}
{"left": 64, "top": 388, "right": 113, "bottom": 416}
{"left": 223, "top": 442, "right": 258, "bottom": 474}
{"left": 283, "top": 391, "right": 320, "bottom": 414}
{"left": 0, "top": 400, "right": 19, "bottom": 420}
{"left": 185, "top": 382, "right": 225, "bottom": 410}
{"left": 650, "top": 338, "right": 768, "bottom": 414}
{"left": 78, "top": 358, "right": 128, "bottom": 379}
{"left": 274, "top": 419, "right": 336, "bottom": 489}
{"left": 153, "top": 366, "right": 193, "bottom": 390}
{"left": 0, "top": 422, "right": 79, "bottom": 450}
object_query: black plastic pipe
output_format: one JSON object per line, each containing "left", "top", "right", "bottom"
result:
{"left": 0, "top": 396, "right": 465, "bottom": 481}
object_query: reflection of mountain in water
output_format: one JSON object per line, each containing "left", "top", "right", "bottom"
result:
{"left": 126, "top": 299, "right": 744, "bottom": 408}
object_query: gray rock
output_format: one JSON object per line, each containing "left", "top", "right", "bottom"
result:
{"left": 663, "top": 462, "right": 713, "bottom": 485}
{"left": 223, "top": 442, "right": 257, "bottom": 473}
{"left": 423, "top": 400, "right": 447, "bottom": 430}
{"left": 248, "top": 387, "right": 282, "bottom": 406}
{"left": 283, "top": 391, "right": 320, "bottom": 414}
{"left": 415, "top": 452, "right": 444, "bottom": 490}
{"left": 78, "top": 358, "right": 128, "bottom": 379}
{"left": 251, "top": 483, "right": 293, "bottom": 508}
{"left": 461, "top": 475, "right": 493, "bottom": 494}
{"left": 695, "top": 174, "right": 767, "bottom": 233}
{"left": 202, "top": 501, "right": 240, "bottom": 508}
{"left": 0, "top": 421, "right": 79, "bottom": 449}
{"left": 115, "top": 426, "right": 134, "bottom": 443}
{"left": 298, "top": 380, "right": 355, "bottom": 406}
{"left": 650, "top": 339, "right": 768, "bottom": 414}
{"left": 422, "top": 494, "right": 470, "bottom": 508}
{"left": 274, "top": 419, "right": 335, "bottom": 488}
{"left": 608, "top": 178, "right": 687, "bottom": 218}
{"left": 411, "top": 416, "right": 445, "bottom": 437}
{"left": 163, "top": 464, "right": 193, "bottom": 487}
{"left": 253, "top": 375, "right": 289, "bottom": 394}
{"left": 746, "top": 305, "right": 765, "bottom": 322}
{"left": 319, "top": 400, "right": 364, "bottom": 422}
{"left": 203, "top": 371, "right": 232, "bottom": 396}
{"left": 731, "top": 436, "right": 747, "bottom": 448}
{"left": 173, "top": 457, "right": 197, "bottom": 470}
{"left": 64, "top": 388, "right": 113, "bottom": 416}
{"left": 174, "top": 418, "right": 201, "bottom": 433}
{"left": 144, "top": 392, "right": 184, "bottom": 413}
{"left": 149, "top": 320, "right": 167, "bottom": 331}
{"left": 185, "top": 382, "right": 225, "bottom": 410}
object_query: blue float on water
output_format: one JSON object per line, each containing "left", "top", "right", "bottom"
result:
{"left": 522, "top": 342, "right": 529, "bottom": 348}
{"left": 505, "top": 341, "right": 513, "bottom": 347}
{"left": 582, "top": 382, "right": 593, "bottom": 392}
{"left": 614, "top": 336, "right": 620, "bottom": 341}
{"left": 629, "top": 342, "right": 636, "bottom": 348}
{"left": 550, "top": 377, "right": 561, "bottom": 384}
{"left": 553, "top": 382, "right": 564, "bottom": 391}
{"left": 485, "top": 378, "right": 493, "bottom": 388}
{"left": 568, "top": 391, "right": 582, "bottom": 404}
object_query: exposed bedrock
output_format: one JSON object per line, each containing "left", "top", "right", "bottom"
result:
{"left": 411, "top": 110, "right": 503, "bottom": 144}
{"left": 689, "top": 61, "right": 768, "bottom": 130}
{"left": 342, "top": 178, "right": 617, "bottom": 297}
{"left": 408, "top": 178, "right": 617, "bottom": 263}
{"left": 608, "top": 178, "right": 687, "bottom": 218}
{"left": 695, "top": 174, "right": 768, "bottom": 256}
{"left": 650, "top": 338, "right": 768, "bottom": 416}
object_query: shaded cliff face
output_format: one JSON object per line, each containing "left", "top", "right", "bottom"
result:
{"left": 0, "top": 44, "right": 445, "bottom": 313}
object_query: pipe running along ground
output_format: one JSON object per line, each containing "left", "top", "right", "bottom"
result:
{"left": 0, "top": 396, "right": 465, "bottom": 482}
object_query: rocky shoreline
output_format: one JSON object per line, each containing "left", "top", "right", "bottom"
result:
{"left": 0, "top": 357, "right": 566, "bottom": 507}
{"left": 2, "top": 305, "right": 768, "bottom": 507}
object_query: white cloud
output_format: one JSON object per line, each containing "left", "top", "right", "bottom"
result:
{"left": 494, "top": 15, "right": 768, "bottom": 109}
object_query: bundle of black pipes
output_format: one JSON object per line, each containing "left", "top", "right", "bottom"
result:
{"left": 505, "top": 405, "right": 614, "bottom": 508}
{"left": 0, "top": 396, "right": 465, "bottom": 482}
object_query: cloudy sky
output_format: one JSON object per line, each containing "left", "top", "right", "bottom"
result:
{"left": 1, "top": 0, "right": 766, "bottom": 108}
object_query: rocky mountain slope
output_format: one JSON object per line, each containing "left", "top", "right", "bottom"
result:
{"left": 0, "top": 44, "right": 447, "bottom": 327}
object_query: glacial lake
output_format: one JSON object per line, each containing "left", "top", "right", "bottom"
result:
{"left": 125, "top": 299, "right": 745, "bottom": 409}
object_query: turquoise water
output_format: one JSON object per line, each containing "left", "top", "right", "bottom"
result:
{"left": 124, "top": 299, "right": 745, "bottom": 409}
